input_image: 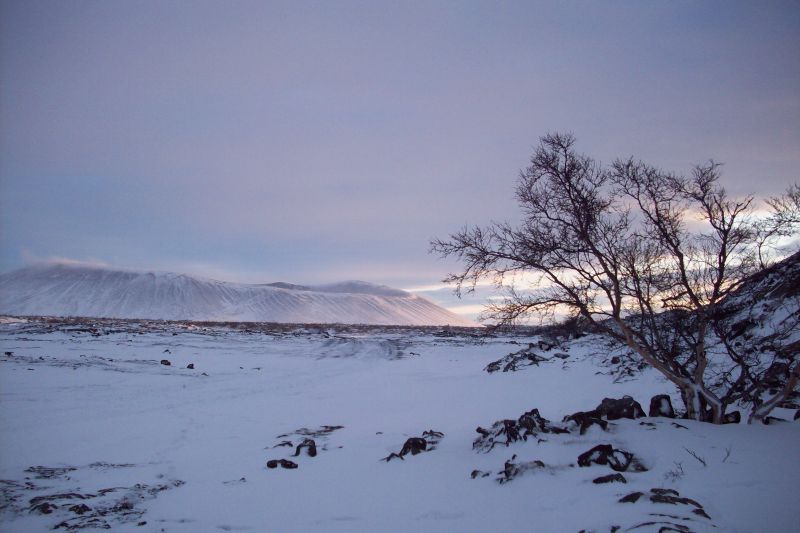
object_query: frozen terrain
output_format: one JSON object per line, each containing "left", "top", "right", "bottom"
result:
{"left": 1, "top": 318, "right": 797, "bottom": 532}
{"left": 0, "top": 264, "right": 476, "bottom": 327}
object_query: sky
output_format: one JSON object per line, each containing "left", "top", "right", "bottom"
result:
{"left": 1, "top": 0, "right": 799, "bottom": 318}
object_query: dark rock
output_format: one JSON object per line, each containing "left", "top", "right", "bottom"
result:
{"left": 475, "top": 409, "right": 567, "bottom": 452}
{"left": 651, "top": 488, "right": 680, "bottom": 497}
{"left": 383, "top": 430, "right": 444, "bottom": 461}
{"left": 619, "top": 491, "right": 644, "bottom": 503}
{"left": 610, "top": 356, "right": 621, "bottom": 364}
{"left": 266, "top": 459, "right": 298, "bottom": 469}
{"left": 763, "top": 416, "right": 788, "bottom": 425}
{"left": 497, "top": 456, "right": 546, "bottom": 484}
{"left": 671, "top": 422, "right": 688, "bottom": 429}
{"left": 562, "top": 411, "right": 608, "bottom": 435}
{"left": 274, "top": 440, "right": 293, "bottom": 448}
{"left": 30, "top": 502, "right": 58, "bottom": 514}
{"left": 648, "top": 395, "right": 675, "bottom": 418}
{"left": 400, "top": 437, "right": 427, "bottom": 456}
{"left": 470, "top": 469, "right": 491, "bottom": 479}
{"left": 596, "top": 396, "right": 646, "bottom": 420}
{"left": 693, "top": 508, "right": 712, "bottom": 519}
{"left": 484, "top": 347, "right": 548, "bottom": 373}
{"left": 137, "top": 521, "right": 147, "bottom": 526}
{"left": 160, "top": 359, "right": 171, "bottom": 366}
{"left": 4, "top": 351, "right": 12, "bottom": 356}
{"left": 577, "top": 444, "right": 647, "bottom": 472}
{"left": 69, "top": 503, "right": 92, "bottom": 515}
{"left": 163, "top": 349, "right": 171, "bottom": 353}
{"left": 292, "top": 438, "right": 317, "bottom": 457}
{"left": 650, "top": 494, "right": 703, "bottom": 508}
{"left": 186, "top": 363, "right": 194, "bottom": 369}
{"left": 592, "top": 473, "right": 627, "bottom": 484}
{"left": 795, "top": 409, "right": 799, "bottom": 421}
{"left": 723, "top": 411, "right": 741, "bottom": 424}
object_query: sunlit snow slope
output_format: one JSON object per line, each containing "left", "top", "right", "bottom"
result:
{"left": 0, "top": 264, "right": 478, "bottom": 326}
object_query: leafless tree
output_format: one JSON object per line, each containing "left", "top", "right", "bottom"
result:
{"left": 432, "top": 133, "right": 799, "bottom": 423}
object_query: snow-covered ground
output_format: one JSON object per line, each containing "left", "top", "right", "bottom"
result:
{"left": 1, "top": 319, "right": 797, "bottom": 532}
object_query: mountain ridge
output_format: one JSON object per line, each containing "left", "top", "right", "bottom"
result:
{"left": 0, "top": 263, "right": 479, "bottom": 327}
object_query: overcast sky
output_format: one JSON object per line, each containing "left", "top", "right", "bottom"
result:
{"left": 1, "top": 0, "right": 799, "bottom": 316}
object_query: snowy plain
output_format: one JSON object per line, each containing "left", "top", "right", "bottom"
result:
{"left": 0, "top": 318, "right": 797, "bottom": 532}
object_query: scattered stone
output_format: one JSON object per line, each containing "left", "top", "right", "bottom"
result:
{"left": 671, "top": 422, "right": 688, "bottom": 429}
{"left": 400, "top": 438, "right": 427, "bottom": 456}
{"left": 266, "top": 459, "right": 298, "bottom": 469}
{"left": 795, "top": 409, "right": 799, "bottom": 421}
{"left": 137, "top": 521, "right": 147, "bottom": 526}
{"left": 278, "top": 425, "right": 344, "bottom": 439}
{"left": 592, "top": 473, "right": 627, "bottom": 484}
{"left": 648, "top": 394, "right": 676, "bottom": 418}
{"left": 421, "top": 430, "right": 445, "bottom": 450}
{"left": 693, "top": 508, "right": 711, "bottom": 519}
{"left": 292, "top": 438, "right": 318, "bottom": 458}
{"left": 382, "top": 430, "right": 445, "bottom": 461}
{"left": 610, "top": 356, "right": 621, "bottom": 364}
{"left": 484, "top": 347, "right": 548, "bottom": 373}
{"left": 274, "top": 440, "right": 293, "bottom": 448}
{"left": 30, "top": 502, "right": 58, "bottom": 514}
{"left": 562, "top": 411, "right": 608, "bottom": 435}
{"left": 163, "top": 349, "right": 171, "bottom": 354}
{"left": 723, "top": 411, "right": 741, "bottom": 424}
{"left": 69, "top": 503, "right": 92, "bottom": 515}
{"left": 4, "top": 351, "right": 12, "bottom": 356}
{"left": 24, "top": 466, "right": 77, "bottom": 479}
{"left": 475, "top": 409, "right": 567, "bottom": 452}
{"left": 619, "top": 491, "right": 644, "bottom": 503}
{"left": 596, "top": 396, "right": 646, "bottom": 420}
{"left": 470, "top": 470, "right": 491, "bottom": 479}
{"left": 186, "top": 363, "right": 194, "bottom": 369}
{"left": 618, "top": 488, "right": 712, "bottom": 528}
{"left": 651, "top": 488, "right": 679, "bottom": 497}
{"left": 160, "top": 359, "right": 171, "bottom": 366}
{"left": 763, "top": 416, "right": 788, "bottom": 425}
{"left": 577, "top": 444, "right": 647, "bottom": 472}
{"left": 497, "top": 455, "right": 546, "bottom": 484}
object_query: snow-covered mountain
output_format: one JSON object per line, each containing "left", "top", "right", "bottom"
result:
{"left": 0, "top": 264, "right": 478, "bottom": 326}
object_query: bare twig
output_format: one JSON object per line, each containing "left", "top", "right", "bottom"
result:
{"left": 683, "top": 447, "right": 707, "bottom": 467}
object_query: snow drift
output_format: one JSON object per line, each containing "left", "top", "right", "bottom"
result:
{"left": 0, "top": 263, "right": 478, "bottom": 326}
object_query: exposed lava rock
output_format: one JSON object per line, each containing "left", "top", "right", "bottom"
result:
{"left": 266, "top": 459, "right": 298, "bottom": 469}
{"left": 563, "top": 396, "right": 645, "bottom": 434}
{"left": 616, "top": 487, "right": 713, "bottom": 531}
{"left": 497, "top": 455, "right": 546, "bottom": 484}
{"left": 596, "top": 396, "right": 646, "bottom": 420}
{"left": 474, "top": 408, "right": 568, "bottom": 452}
{"left": 292, "top": 438, "right": 317, "bottom": 458}
{"left": 592, "top": 473, "right": 627, "bottom": 484}
{"left": 159, "top": 359, "right": 171, "bottom": 366}
{"left": 562, "top": 411, "right": 608, "bottom": 435}
{"left": 577, "top": 444, "right": 647, "bottom": 472}
{"left": 382, "top": 430, "right": 445, "bottom": 462}
{"left": 648, "top": 395, "right": 675, "bottom": 418}
{"left": 485, "top": 347, "right": 548, "bottom": 373}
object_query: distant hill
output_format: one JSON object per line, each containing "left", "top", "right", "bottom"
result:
{"left": 0, "top": 263, "right": 479, "bottom": 327}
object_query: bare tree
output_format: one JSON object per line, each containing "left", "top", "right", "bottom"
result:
{"left": 432, "top": 133, "right": 799, "bottom": 423}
